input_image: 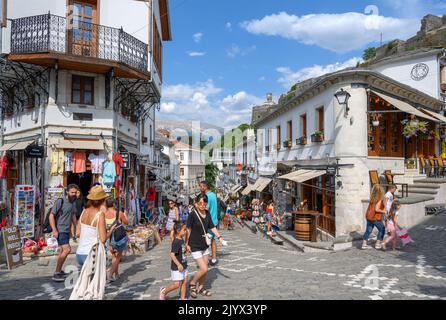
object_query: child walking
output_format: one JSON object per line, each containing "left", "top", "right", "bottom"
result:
{"left": 382, "top": 200, "right": 401, "bottom": 251}
{"left": 160, "top": 222, "right": 188, "bottom": 300}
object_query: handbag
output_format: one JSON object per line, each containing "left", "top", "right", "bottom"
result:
{"left": 194, "top": 209, "right": 212, "bottom": 246}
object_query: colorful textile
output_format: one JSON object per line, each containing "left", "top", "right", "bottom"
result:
{"left": 113, "top": 153, "right": 124, "bottom": 177}
{"left": 0, "top": 156, "right": 9, "bottom": 179}
{"left": 72, "top": 151, "right": 86, "bottom": 173}
{"left": 64, "top": 151, "right": 73, "bottom": 172}
{"left": 50, "top": 149, "right": 65, "bottom": 176}
{"left": 88, "top": 152, "right": 106, "bottom": 174}
{"left": 102, "top": 161, "right": 116, "bottom": 186}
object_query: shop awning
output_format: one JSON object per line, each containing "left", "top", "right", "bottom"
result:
{"left": 121, "top": 145, "right": 141, "bottom": 155}
{"left": 0, "top": 141, "right": 33, "bottom": 151}
{"left": 254, "top": 177, "right": 272, "bottom": 192}
{"left": 241, "top": 184, "right": 255, "bottom": 195}
{"left": 230, "top": 185, "right": 243, "bottom": 193}
{"left": 372, "top": 91, "right": 438, "bottom": 122}
{"left": 419, "top": 108, "right": 446, "bottom": 124}
{"left": 279, "top": 170, "right": 325, "bottom": 183}
{"left": 57, "top": 139, "right": 105, "bottom": 150}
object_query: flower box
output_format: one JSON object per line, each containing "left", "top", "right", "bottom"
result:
{"left": 283, "top": 140, "right": 292, "bottom": 148}
{"left": 311, "top": 132, "right": 324, "bottom": 143}
{"left": 296, "top": 137, "right": 307, "bottom": 145}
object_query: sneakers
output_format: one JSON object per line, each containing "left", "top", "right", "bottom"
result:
{"left": 209, "top": 259, "right": 218, "bottom": 266}
{"left": 266, "top": 231, "right": 273, "bottom": 236}
{"left": 52, "top": 272, "right": 67, "bottom": 282}
{"left": 375, "top": 243, "right": 382, "bottom": 250}
{"left": 159, "top": 287, "right": 166, "bottom": 300}
{"left": 361, "top": 244, "right": 372, "bottom": 250}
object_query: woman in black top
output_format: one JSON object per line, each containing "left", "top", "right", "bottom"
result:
{"left": 186, "top": 193, "right": 226, "bottom": 298}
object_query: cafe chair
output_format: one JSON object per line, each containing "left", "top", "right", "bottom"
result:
{"left": 383, "top": 170, "right": 409, "bottom": 198}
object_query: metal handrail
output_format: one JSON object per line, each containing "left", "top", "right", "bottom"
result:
{"left": 10, "top": 13, "right": 148, "bottom": 72}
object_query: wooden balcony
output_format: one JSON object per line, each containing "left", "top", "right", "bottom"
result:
{"left": 8, "top": 14, "right": 149, "bottom": 80}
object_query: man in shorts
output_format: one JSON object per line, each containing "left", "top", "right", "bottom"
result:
{"left": 199, "top": 181, "right": 219, "bottom": 266}
{"left": 49, "top": 184, "right": 79, "bottom": 282}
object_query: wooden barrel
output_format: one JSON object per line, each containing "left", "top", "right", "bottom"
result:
{"left": 294, "top": 214, "right": 312, "bottom": 241}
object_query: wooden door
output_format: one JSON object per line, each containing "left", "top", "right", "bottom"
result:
{"left": 368, "top": 113, "right": 403, "bottom": 157}
{"left": 69, "top": 1, "right": 98, "bottom": 57}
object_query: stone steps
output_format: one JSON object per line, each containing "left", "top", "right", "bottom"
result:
{"left": 409, "top": 183, "right": 440, "bottom": 189}
{"left": 406, "top": 188, "right": 439, "bottom": 195}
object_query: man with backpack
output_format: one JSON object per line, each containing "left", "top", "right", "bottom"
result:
{"left": 48, "top": 184, "right": 80, "bottom": 282}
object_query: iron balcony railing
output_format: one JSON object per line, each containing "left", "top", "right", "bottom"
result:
{"left": 10, "top": 13, "right": 148, "bottom": 73}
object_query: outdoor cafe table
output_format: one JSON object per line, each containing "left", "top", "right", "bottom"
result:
{"left": 291, "top": 211, "right": 320, "bottom": 242}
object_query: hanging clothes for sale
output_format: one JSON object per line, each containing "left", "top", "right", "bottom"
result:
{"left": 113, "top": 152, "right": 124, "bottom": 177}
{"left": 102, "top": 161, "right": 116, "bottom": 186}
{"left": 64, "top": 151, "right": 73, "bottom": 172}
{"left": 147, "top": 187, "right": 156, "bottom": 202}
{"left": 88, "top": 152, "right": 106, "bottom": 174}
{"left": 72, "top": 151, "right": 87, "bottom": 173}
{"left": 50, "top": 149, "right": 65, "bottom": 176}
{"left": 0, "top": 156, "right": 9, "bottom": 179}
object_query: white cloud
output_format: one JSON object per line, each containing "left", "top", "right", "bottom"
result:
{"left": 160, "top": 102, "right": 176, "bottom": 113}
{"left": 226, "top": 44, "right": 257, "bottom": 58}
{"left": 259, "top": 76, "right": 266, "bottom": 81}
{"left": 187, "top": 51, "right": 207, "bottom": 57}
{"left": 193, "top": 32, "right": 203, "bottom": 43}
{"left": 225, "top": 22, "right": 232, "bottom": 31}
{"left": 241, "top": 11, "right": 419, "bottom": 53}
{"left": 160, "top": 83, "right": 264, "bottom": 129}
{"left": 277, "top": 57, "right": 362, "bottom": 88}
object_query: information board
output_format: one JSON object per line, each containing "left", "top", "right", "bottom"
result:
{"left": 14, "top": 185, "right": 36, "bottom": 239}
{"left": 2, "top": 225, "right": 23, "bottom": 270}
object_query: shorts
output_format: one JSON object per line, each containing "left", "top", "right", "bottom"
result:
{"left": 76, "top": 254, "right": 88, "bottom": 266}
{"left": 265, "top": 214, "right": 273, "bottom": 222}
{"left": 57, "top": 232, "right": 70, "bottom": 246}
{"left": 171, "top": 269, "right": 188, "bottom": 281}
{"left": 191, "top": 249, "right": 210, "bottom": 260}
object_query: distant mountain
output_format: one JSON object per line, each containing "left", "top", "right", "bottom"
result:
{"left": 156, "top": 120, "right": 225, "bottom": 136}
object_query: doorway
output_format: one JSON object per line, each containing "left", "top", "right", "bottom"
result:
{"left": 67, "top": 171, "right": 93, "bottom": 197}
{"left": 68, "top": 0, "right": 98, "bottom": 57}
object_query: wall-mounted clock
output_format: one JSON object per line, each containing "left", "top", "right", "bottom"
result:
{"left": 410, "top": 63, "right": 429, "bottom": 81}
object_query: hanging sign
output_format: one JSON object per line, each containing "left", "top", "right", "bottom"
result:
{"left": 240, "top": 174, "right": 248, "bottom": 187}
{"left": 120, "top": 152, "right": 130, "bottom": 170}
{"left": 2, "top": 225, "right": 23, "bottom": 270}
{"left": 326, "top": 166, "right": 337, "bottom": 176}
{"left": 25, "top": 145, "right": 44, "bottom": 158}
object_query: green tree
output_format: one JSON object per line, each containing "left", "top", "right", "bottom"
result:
{"left": 205, "top": 163, "right": 219, "bottom": 192}
{"left": 363, "top": 47, "right": 376, "bottom": 61}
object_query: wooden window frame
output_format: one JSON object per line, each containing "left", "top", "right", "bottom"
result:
{"left": 71, "top": 75, "right": 94, "bottom": 105}
{"left": 300, "top": 114, "right": 307, "bottom": 137}
{"left": 276, "top": 126, "right": 281, "bottom": 149}
{"left": 287, "top": 120, "right": 293, "bottom": 141}
{"left": 153, "top": 20, "right": 163, "bottom": 80}
{"left": 317, "top": 106, "right": 324, "bottom": 132}
{"left": 1, "top": 0, "right": 7, "bottom": 28}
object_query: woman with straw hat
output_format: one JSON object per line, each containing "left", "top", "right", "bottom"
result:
{"left": 75, "top": 185, "right": 116, "bottom": 266}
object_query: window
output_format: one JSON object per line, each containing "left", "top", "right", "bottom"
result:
{"left": 300, "top": 114, "right": 307, "bottom": 137}
{"left": 153, "top": 20, "right": 163, "bottom": 80}
{"left": 180, "top": 152, "right": 184, "bottom": 161}
{"left": 72, "top": 75, "right": 94, "bottom": 104}
{"left": 287, "top": 120, "right": 293, "bottom": 141}
{"left": 180, "top": 168, "right": 185, "bottom": 176}
{"left": 73, "top": 112, "right": 93, "bottom": 121}
{"left": 1, "top": 0, "right": 7, "bottom": 27}
{"left": 317, "top": 107, "right": 324, "bottom": 132}
{"left": 276, "top": 126, "right": 281, "bottom": 149}
{"left": 69, "top": 1, "right": 98, "bottom": 57}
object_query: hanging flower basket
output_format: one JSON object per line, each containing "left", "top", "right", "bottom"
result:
{"left": 371, "top": 113, "right": 382, "bottom": 127}
{"left": 401, "top": 118, "right": 428, "bottom": 139}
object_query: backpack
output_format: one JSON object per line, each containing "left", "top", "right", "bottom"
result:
{"left": 42, "top": 198, "right": 64, "bottom": 234}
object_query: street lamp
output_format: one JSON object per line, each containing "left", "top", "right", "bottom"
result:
{"left": 334, "top": 88, "right": 351, "bottom": 117}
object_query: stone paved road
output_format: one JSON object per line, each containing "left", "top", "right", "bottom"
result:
{"left": 1, "top": 212, "right": 446, "bottom": 300}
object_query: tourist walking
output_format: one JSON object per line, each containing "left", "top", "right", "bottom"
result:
{"left": 382, "top": 200, "right": 402, "bottom": 251}
{"left": 72, "top": 189, "right": 85, "bottom": 242}
{"left": 186, "top": 193, "right": 227, "bottom": 298}
{"left": 70, "top": 186, "right": 115, "bottom": 300}
{"left": 167, "top": 200, "right": 180, "bottom": 241}
{"left": 199, "top": 181, "right": 219, "bottom": 266}
{"left": 50, "top": 184, "right": 80, "bottom": 282}
{"left": 104, "top": 198, "right": 129, "bottom": 281}
{"left": 362, "top": 185, "right": 387, "bottom": 250}
{"left": 384, "top": 185, "right": 397, "bottom": 214}
{"left": 159, "top": 221, "right": 188, "bottom": 300}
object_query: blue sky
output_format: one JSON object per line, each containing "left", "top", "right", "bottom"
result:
{"left": 159, "top": 0, "right": 446, "bottom": 128}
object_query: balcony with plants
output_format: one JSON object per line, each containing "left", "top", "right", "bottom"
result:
{"left": 311, "top": 131, "right": 324, "bottom": 143}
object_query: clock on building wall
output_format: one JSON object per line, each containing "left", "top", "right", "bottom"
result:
{"left": 410, "top": 63, "right": 429, "bottom": 81}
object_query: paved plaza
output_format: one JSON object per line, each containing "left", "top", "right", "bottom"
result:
{"left": 1, "top": 212, "right": 445, "bottom": 300}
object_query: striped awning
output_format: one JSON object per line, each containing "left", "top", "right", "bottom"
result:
{"left": 279, "top": 170, "right": 325, "bottom": 183}
{"left": 56, "top": 139, "right": 105, "bottom": 150}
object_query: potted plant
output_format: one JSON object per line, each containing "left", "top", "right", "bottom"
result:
{"left": 296, "top": 136, "right": 307, "bottom": 145}
{"left": 283, "top": 140, "right": 292, "bottom": 148}
{"left": 427, "top": 130, "right": 440, "bottom": 140}
{"left": 371, "top": 113, "right": 382, "bottom": 127}
{"left": 401, "top": 118, "right": 428, "bottom": 139}
{"left": 311, "top": 130, "right": 324, "bottom": 143}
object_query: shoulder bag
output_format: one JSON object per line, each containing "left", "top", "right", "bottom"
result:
{"left": 194, "top": 209, "right": 212, "bottom": 246}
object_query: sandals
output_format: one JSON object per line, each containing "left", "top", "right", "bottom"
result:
{"left": 190, "top": 283, "right": 198, "bottom": 299}
{"left": 198, "top": 287, "right": 212, "bottom": 297}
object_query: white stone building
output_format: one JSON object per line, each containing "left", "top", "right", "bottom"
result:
{"left": 0, "top": 1, "right": 171, "bottom": 222}
{"left": 253, "top": 49, "right": 446, "bottom": 241}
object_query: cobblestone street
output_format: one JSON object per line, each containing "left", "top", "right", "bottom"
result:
{"left": 1, "top": 212, "right": 446, "bottom": 300}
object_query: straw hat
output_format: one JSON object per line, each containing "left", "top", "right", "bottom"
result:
{"left": 87, "top": 185, "right": 108, "bottom": 201}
